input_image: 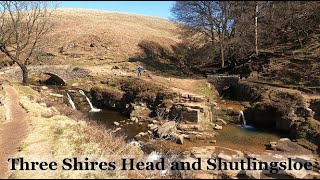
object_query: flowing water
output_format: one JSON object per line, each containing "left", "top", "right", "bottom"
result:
{"left": 239, "top": 110, "right": 255, "bottom": 129}
{"left": 35, "top": 85, "right": 287, "bottom": 153}
{"left": 66, "top": 93, "right": 77, "bottom": 110}
{"left": 82, "top": 99, "right": 286, "bottom": 153}
{"left": 79, "top": 90, "right": 101, "bottom": 112}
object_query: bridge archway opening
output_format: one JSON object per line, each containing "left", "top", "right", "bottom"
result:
{"left": 38, "top": 73, "right": 66, "bottom": 86}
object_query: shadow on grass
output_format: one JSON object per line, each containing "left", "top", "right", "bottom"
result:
{"left": 128, "top": 40, "right": 198, "bottom": 78}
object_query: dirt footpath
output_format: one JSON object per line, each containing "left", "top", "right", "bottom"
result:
{"left": 0, "top": 85, "right": 29, "bottom": 178}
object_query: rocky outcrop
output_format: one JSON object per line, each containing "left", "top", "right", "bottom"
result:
{"left": 240, "top": 84, "right": 311, "bottom": 132}
{"left": 129, "top": 102, "right": 151, "bottom": 121}
{"left": 177, "top": 145, "right": 319, "bottom": 179}
{"left": 295, "top": 118, "right": 320, "bottom": 146}
{"left": 309, "top": 99, "right": 320, "bottom": 121}
{"left": 267, "top": 138, "right": 313, "bottom": 154}
{"left": 90, "top": 86, "right": 124, "bottom": 111}
{"left": 228, "top": 80, "right": 320, "bottom": 147}
{"left": 169, "top": 102, "right": 213, "bottom": 124}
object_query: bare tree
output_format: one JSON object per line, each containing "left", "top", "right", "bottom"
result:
{"left": 0, "top": 1, "right": 55, "bottom": 84}
{"left": 171, "top": 1, "right": 233, "bottom": 68}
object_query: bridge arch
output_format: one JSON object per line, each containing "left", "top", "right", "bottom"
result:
{"left": 42, "top": 72, "right": 66, "bottom": 86}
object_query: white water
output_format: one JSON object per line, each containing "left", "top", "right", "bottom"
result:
{"left": 146, "top": 151, "right": 160, "bottom": 162}
{"left": 79, "top": 90, "right": 101, "bottom": 112}
{"left": 67, "top": 93, "right": 77, "bottom": 110}
{"left": 239, "top": 110, "right": 254, "bottom": 129}
{"left": 145, "top": 151, "right": 167, "bottom": 174}
{"left": 239, "top": 110, "right": 246, "bottom": 125}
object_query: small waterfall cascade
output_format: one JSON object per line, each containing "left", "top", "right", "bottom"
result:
{"left": 239, "top": 110, "right": 254, "bottom": 129}
{"left": 146, "top": 151, "right": 160, "bottom": 162}
{"left": 239, "top": 110, "right": 246, "bottom": 125}
{"left": 66, "top": 93, "right": 77, "bottom": 110}
{"left": 79, "top": 90, "right": 101, "bottom": 112}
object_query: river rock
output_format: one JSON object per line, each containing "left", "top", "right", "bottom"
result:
{"left": 49, "top": 93, "right": 64, "bottom": 98}
{"left": 269, "top": 141, "right": 277, "bottom": 150}
{"left": 217, "top": 118, "right": 227, "bottom": 125}
{"left": 113, "top": 122, "right": 120, "bottom": 126}
{"left": 222, "top": 169, "right": 242, "bottom": 179}
{"left": 170, "top": 133, "right": 184, "bottom": 144}
{"left": 131, "top": 116, "right": 138, "bottom": 122}
{"left": 157, "top": 121, "right": 176, "bottom": 138}
{"left": 181, "top": 134, "right": 190, "bottom": 139}
{"left": 212, "top": 123, "right": 222, "bottom": 130}
{"left": 41, "top": 86, "right": 48, "bottom": 90}
{"left": 284, "top": 168, "right": 309, "bottom": 179}
{"left": 139, "top": 132, "right": 148, "bottom": 136}
{"left": 238, "top": 170, "right": 262, "bottom": 179}
{"left": 148, "top": 124, "right": 158, "bottom": 131}
{"left": 275, "top": 138, "right": 311, "bottom": 153}
{"left": 217, "top": 153, "right": 232, "bottom": 161}
{"left": 189, "top": 146, "right": 215, "bottom": 158}
{"left": 112, "top": 127, "right": 122, "bottom": 133}
{"left": 177, "top": 124, "right": 199, "bottom": 131}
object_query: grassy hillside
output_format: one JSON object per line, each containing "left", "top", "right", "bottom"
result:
{"left": 37, "top": 9, "right": 180, "bottom": 65}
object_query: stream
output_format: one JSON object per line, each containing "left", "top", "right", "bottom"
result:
{"left": 35, "top": 85, "right": 287, "bottom": 154}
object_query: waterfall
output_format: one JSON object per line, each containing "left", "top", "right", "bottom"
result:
{"left": 239, "top": 110, "right": 254, "bottom": 129}
{"left": 66, "top": 93, "right": 77, "bottom": 110}
{"left": 79, "top": 90, "right": 101, "bottom": 112}
{"left": 239, "top": 110, "right": 246, "bottom": 125}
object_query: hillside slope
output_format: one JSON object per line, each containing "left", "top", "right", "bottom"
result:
{"left": 34, "top": 9, "right": 180, "bottom": 65}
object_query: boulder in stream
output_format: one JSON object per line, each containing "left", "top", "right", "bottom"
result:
{"left": 212, "top": 123, "right": 223, "bottom": 130}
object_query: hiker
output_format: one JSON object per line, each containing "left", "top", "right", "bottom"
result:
{"left": 137, "top": 66, "right": 144, "bottom": 77}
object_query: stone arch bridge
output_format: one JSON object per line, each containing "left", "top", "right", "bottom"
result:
{"left": 0, "top": 65, "right": 92, "bottom": 85}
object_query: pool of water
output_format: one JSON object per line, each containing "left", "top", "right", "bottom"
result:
{"left": 86, "top": 108, "right": 288, "bottom": 153}
{"left": 87, "top": 110, "right": 149, "bottom": 141}
{"left": 87, "top": 110, "right": 286, "bottom": 153}
{"left": 215, "top": 124, "right": 286, "bottom": 153}
{"left": 35, "top": 85, "right": 287, "bottom": 153}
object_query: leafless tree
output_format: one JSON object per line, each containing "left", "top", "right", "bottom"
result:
{"left": 0, "top": 1, "right": 56, "bottom": 84}
{"left": 171, "top": 1, "right": 234, "bottom": 68}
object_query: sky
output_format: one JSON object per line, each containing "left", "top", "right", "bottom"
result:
{"left": 60, "top": 1, "right": 175, "bottom": 19}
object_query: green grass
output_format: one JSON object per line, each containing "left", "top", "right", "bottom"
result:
{"left": 14, "top": 84, "right": 39, "bottom": 98}
{"left": 197, "top": 81, "right": 219, "bottom": 101}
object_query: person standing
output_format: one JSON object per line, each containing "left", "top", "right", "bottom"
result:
{"left": 137, "top": 66, "right": 144, "bottom": 77}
